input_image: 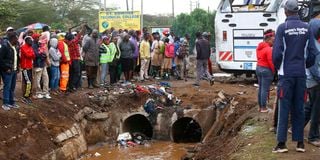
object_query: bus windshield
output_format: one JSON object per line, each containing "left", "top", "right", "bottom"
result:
{"left": 221, "top": 0, "right": 281, "bottom": 13}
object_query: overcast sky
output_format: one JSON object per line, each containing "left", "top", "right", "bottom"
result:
{"left": 102, "top": 0, "right": 220, "bottom": 15}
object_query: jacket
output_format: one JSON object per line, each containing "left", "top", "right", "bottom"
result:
{"left": 165, "top": 43, "right": 175, "bottom": 58}
{"left": 0, "top": 41, "right": 20, "bottom": 72}
{"left": 99, "top": 43, "right": 111, "bottom": 64}
{"left": 130, "top": 37, "right": 139, "bottom": 58}
{"left": 49, "top": 38, "right": 62, "bottom": 67}
{"left": 33, "top": 42, "right": 46, "bottom": 68}
{"left": 20, "top": 43, "right": 35, "bottom": 69}
{"left": 196, "top": 38, "right": 210, "bottom": 60}
{"left": 256, "top": 42, "right": 275, "bottom": 73}
{"left": 272, "top": 15, "right": 319, "bottom": 77}
{"left": 65, "top": 34, "right": 81, "bottom": 60}
{"left": 306, "top": 54, "right": 320, "bottom": 88}
{"left": 83, "top": 36, "right": 100, "bottom": 66}
{"left": 306, "top": 18, "right": 320, "bottom": 88}
{"left": 119, "top": 41, "right": 135, "bottom": 59}
{"left": 140, "top": 40, "right": 151, "bottom": 59}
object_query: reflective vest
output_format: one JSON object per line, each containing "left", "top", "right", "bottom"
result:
{"left": 108, "top": 43, "right": 118, "bottom": 61}
{"left": 63, "top": 42, "right": 70, "bottom": 61}
{"left": 100, "top": 44, "right": 111, "bottom": 63}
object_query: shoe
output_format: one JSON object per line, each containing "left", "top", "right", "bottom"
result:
{"left": 296, "top": 142, "right": 305, "bottom": 152}
{"left": 288, "top": 127, "right": 292, "bottom": 134}
{"left": 88, "top": 85, "right": 94, "bottom": 89}
{"left": 93, "top": 84, "right": 100, "bottom": 88}
{"left": 260, "top": 108, "right": 269, "bottom": 113}
{"left": 272, "top": 143, "right": 288, "bottom": 153}
{"left": 21, "top": 97, "right": 29, "bottom": 104}
{"left": 44, "top": 94, "right": 51, "bottom": 99}
{"left": 26, "top": 98, "right": 33, "bottom": 104}
{"left": 193, "top": 83, "right": 200, "bottom": 87}
{"left": 1, "top": 104, "right": 11, "bottom": 111}
{"left": 10, "top": 104, "right": 20, "bottom": 109}
{"left": 36, "top": 94, "right": 44, "bottom": 99}
{"left": 308, "top": 140, "right": 320, "bottom": 147}
{"left": 269, "top": 127, "right": 275, "bottom": 132}
{"left": 210, "top": 79, "right": 214, "bottom": 86}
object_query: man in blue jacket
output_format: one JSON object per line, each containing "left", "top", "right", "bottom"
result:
{"left": 272, "top": 0, "right": 319, "bottom": 153}
{"left": 304, "top": 13, "right": 320, "bottom": 147}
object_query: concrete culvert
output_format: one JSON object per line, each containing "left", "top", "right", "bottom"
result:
{"left": 122, "top": 114, "right": 153, "bottom": 138}
{"left": 172, "top": 117, "right": 202, "bottom": 143}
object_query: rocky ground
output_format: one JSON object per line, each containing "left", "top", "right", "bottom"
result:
{"left": 0, "top": 71, "right": 319, "bottom": 160}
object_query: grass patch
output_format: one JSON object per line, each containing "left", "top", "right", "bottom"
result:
{"left": 229, "top": 119, "right": 277, "bottom": 160}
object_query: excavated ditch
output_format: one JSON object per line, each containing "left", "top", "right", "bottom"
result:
{"left": 0, "top": 80, "right": 257, "bottom": 160}
{"left": 43, "top": 88, "right": 247, "bottom": 160}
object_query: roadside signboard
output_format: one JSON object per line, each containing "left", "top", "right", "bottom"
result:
{"left": 99, "top": 11, "right": 141, "bottom": 32}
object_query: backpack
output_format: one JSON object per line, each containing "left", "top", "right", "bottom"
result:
{"left": 177, "top": 45, "right": 185, "bottom": 59}
{"left": 165, "top": 43, "right": 175, "bottom": 58}
{"left": 159, "top": 41, "right": 165, "bottom": 54}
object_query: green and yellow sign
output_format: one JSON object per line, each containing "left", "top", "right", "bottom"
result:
{"left": 99, "top": 11, "right": 141, "bottom": 33}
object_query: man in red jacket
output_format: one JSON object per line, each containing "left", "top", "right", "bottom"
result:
{"left": 65, "top": 25, "right": 86, "bottom": 92}
{"left": 20, "top": 36, "right": 35, "bottom": 104}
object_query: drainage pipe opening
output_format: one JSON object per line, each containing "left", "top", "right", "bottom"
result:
{"left": 172, "top": 117, "right": 202, "bottom": 143}
{"left": 122, "top": 114, "right": 153, "bottom": 138}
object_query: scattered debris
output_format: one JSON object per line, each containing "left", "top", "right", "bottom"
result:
{"left": 94, "top": 152, "right": 101, "bottom": 157}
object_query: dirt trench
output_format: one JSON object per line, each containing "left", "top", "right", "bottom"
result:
{"left": 0, "top": 78, "right": 259, "bottom": 160}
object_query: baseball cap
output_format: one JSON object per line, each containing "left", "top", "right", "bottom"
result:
{"left": 202, "top": 32, "right": 209, "bottom": 37}
{"left": 6, "top": 27, "right": 14, "bottom": 32}
{"left": 285, "top": 0, "right": 299, "bottom": 13}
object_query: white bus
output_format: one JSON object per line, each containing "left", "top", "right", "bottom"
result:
{"left": 215, "top": 0, "right": 286, "bottom": 76}
{"left": 215, "top": 0, "right": 320, "bottom": 76}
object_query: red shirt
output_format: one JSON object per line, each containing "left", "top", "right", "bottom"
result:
{"left": 65, "top": 34, "right": 81, "bottom": 61}
{"left": 256, "top": 42, "right": 275, "bottom": 73}
{"left": 20, "top": 44, "right": 35, "bottom": 69}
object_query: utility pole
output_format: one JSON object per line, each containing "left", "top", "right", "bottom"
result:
{"left": 126, "top": 0, "right": 129, "bottom": 11}
{"left": 172, "top": 0, "right": 175, "bottom": 18}
{"left": 190, "top": 0, "right": 197, "bottom": 13}
{"left": 132, "top": 0, "right": 134, "bottom": 11}
{"left": 104, "top": 0, "right": 106, "bottom": 10}
{"left": 141, "top": 0, "right": 143, "bottom": 32}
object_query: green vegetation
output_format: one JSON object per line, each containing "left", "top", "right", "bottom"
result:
{"left": 229, "top": 119, "right": 277, "bottom": 160}
{"left": 0, "top": 0, "right": 99, "bottom": 32}
{"left": 172, "top": 8, "right": 216, "bottom": 49}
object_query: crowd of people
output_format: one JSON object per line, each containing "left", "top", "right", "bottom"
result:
{"left": 0, "top": 23, "right": 214, "bottom": 110}
{"left": 255, "top": 0, "right": 320, "bottom": 153}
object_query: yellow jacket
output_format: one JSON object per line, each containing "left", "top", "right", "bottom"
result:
{"left": 139, "top": 40, "right": 150, "bottom": 59}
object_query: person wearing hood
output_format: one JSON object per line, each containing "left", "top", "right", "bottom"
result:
{"left": 49, "top": 37, "right": 61, "bottom": 94}
{"left": 20, "top": 36, "right": 36, "bottom": 104}
{"left": 256, "top": 29, "right": 275, "bottom": 113}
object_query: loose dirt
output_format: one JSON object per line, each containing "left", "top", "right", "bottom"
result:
{"left": 1, "top": 76, "right": 319, "bottom": 160}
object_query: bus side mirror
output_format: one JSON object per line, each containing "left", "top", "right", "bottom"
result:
{"left": 299, "top": 6, "right": 309, "bottom": 21}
